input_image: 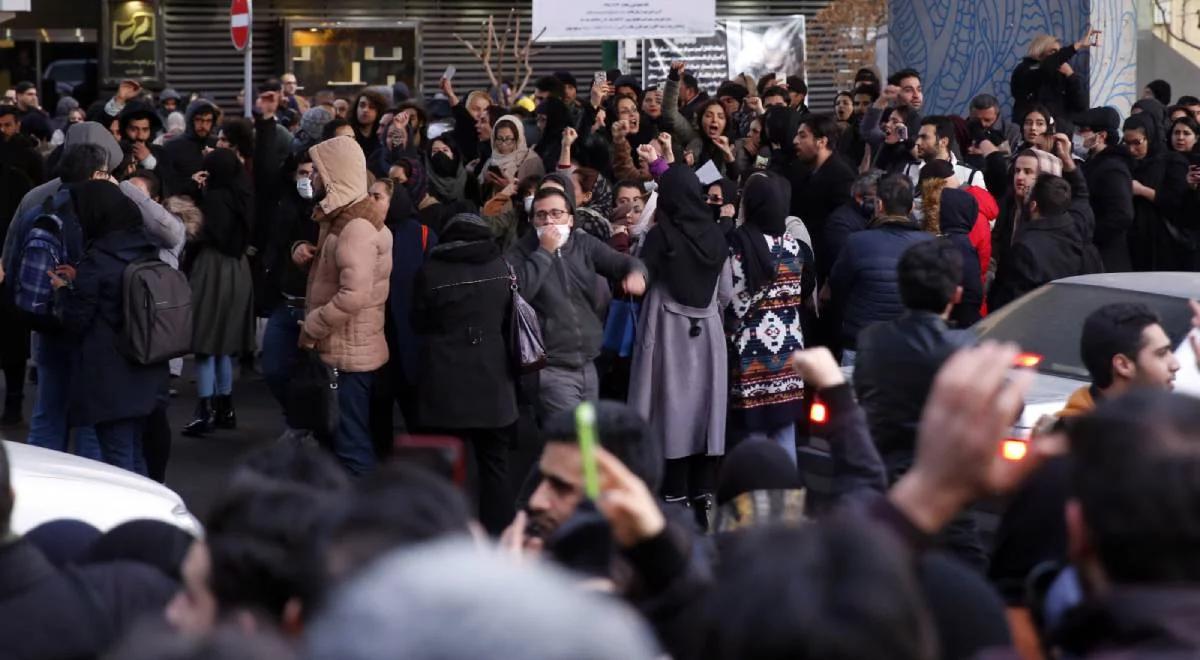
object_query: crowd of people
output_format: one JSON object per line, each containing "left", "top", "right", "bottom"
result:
{"left": 2, "top": 21, "right": 1200, "bottom": 659}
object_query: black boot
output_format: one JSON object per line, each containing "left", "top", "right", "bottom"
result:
{"left": 0, "top": 394, "right": 22, "bottom": 427}
{"left": 213, "top": 394, "right": 237, "bottom": 429}
{"left": 182, "top": 398, "right": 214, "bottom": 436}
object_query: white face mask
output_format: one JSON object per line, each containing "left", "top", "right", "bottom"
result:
{"left": 523, "top": 195, "right": 534, "bottom": 214}
{"left": 535, "top": 224, "right": 571, "bottom": 245}
{"left": 296, "top": 176, "right": 313, "bottom": 199}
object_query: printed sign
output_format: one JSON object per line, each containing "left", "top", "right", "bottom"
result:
{"left": 534, "top": 0, "right": 716, "bottom": 42}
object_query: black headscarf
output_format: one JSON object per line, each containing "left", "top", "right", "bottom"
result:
{"left": 535, "top": 99, "right": 570, "bottom": 165}
{"left": 710, "top": 178, "right": 740, "bottom": 218}
{"left": 429, "top": 213, "right": 500, "bottom": 264}
{"left": 639, "top": 164, "right": 728, "bottom": 307}
{"left": 1126, "top": 105, "right": 1166, "bottom": 156}
{"left": 199, "top": 147, "right": 253, "bottom": 257}
{"left": 730, "top": 171, "right": 791, "bottom": 292}
{"left": 72, "top": 180, "right": 143, "bottom": 243}
{"left": 386, "top": 184, "right": 419, "bottom": 226}
{"left": 1133, "top": 98, "right": 1169, "bottom": 141}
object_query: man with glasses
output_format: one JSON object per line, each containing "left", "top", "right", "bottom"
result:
{"left": 281, "top": 72, "right": 309, "bottom": 114}
{"left": 1075, "top": 106, "right": 1134, "bottom": 272}
{"left": 508, "top": 185, "right": 646, "bottom": 419}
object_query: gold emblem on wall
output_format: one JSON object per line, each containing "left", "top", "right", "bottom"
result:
{"left": 113, "top": 11, "right": 155, "bottom": 52}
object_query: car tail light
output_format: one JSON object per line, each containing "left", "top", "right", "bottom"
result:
{"left": 1002, "top": 438, "right": 1028, "bottom": 461}
{"left": 1013, "top": 352, "right": 1043, "bottom": 368}
{"left": 810, "top": 398, "right": 828, "bottom": 425}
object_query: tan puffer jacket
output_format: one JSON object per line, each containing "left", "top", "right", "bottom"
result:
{"left": 303, "top": 136, "right": 394, "bottom": 372}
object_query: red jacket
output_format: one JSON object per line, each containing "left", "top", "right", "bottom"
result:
{"left": 964, "top": 185, "right": 998, "bottom": 316}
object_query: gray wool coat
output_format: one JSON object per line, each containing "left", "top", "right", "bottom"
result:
{"left": 628, "top": 262, "right": 733, "bottom": 460}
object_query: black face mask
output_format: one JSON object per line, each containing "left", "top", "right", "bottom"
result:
{"left": 430, "top": 151, "right": 459, "bottom": 177}
{"left": 709, "top": 203, "right": 724, "bottom": 221}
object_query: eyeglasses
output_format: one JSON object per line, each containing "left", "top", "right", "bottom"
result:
{"left": 706, "top": 194, "right": 723, "bottom": 203}
{"left": 1124, "top": 138, "right": 1146, "bottom": 147}
{"left": 495, "top": 136, "right": 517, "bottom": 145}
{"left": 533, "top": 208, "right": 569, "bottom": 222}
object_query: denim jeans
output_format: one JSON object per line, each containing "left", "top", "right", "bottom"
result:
{"left": 28, "top": 334, "right": 99, "bottom": 459}
{"left": 195, "top": 354, "right": 233, "bottom": 398}
{"left": 841, "top": 349, "right": 857, "bottom": 368}
{"left": 261, "top": 304, "right": 305, "bottom": 423}
{"left": 334, "top": 370, "right": 376, "bottom": 476}
{"left": 96, "top": 417, "right": 148, "bottom": 476}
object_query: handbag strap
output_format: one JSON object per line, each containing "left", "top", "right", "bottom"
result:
{"left": 502, "top": 258, "right": 519, "bottom": 292}
{"left": 429, "top": 274, "right": 509, "bottom": 291}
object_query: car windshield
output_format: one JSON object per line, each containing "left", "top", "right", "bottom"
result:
{"left": 975, "top": 283, "right": 1194, "bottom": 381}
{"left": 47, "top": 62, "right": 85, "bottom": 80}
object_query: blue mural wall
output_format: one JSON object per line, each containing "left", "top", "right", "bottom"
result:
{"left": 888, "top": 0, "right": 1136, "bottom": 118}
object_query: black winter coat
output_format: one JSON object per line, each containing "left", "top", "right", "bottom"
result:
{"left": 57, "top": 227, "right": 168, "bottom": 425}
{"left": 854, "top": 311, "right": 975, "bottom": 474}
{"left": 1010, "top": 45, "right": 1088, "bottom": 124}
{"left": 414, "top": 253, "right": 517, "bottom": 429}
{"left": 160, "top": 100, "right": 220, "bottom": 198}
{"left": 988, "top": 208, "right": 1101, "bottom": 311}
{"left": 0, "top": 538, "right": 177, "bottom": 660}
{"left": 788, "top": 153, "right": 856, "bottom": 278}
{"left": 1082, "top": 145, "right": 1135, "bottom": 272}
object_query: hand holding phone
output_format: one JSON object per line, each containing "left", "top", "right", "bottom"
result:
{"left": 442, "top": 65, "right": 456, "bottom": 81}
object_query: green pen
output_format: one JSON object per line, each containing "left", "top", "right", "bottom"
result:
{"left": 576, "top": 402, "right": 600, "bottom": 500}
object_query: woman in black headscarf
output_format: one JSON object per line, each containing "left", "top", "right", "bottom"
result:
{"left": 413, "top": 213, "right": 517, "bottom": 535}
{"left": 183, "top": 147, "right": 256, "bottom": 436}
{"left": 628, "top": 163, "right": 731, "bottom": 524}
{"left": 51, "top": 180, "right": 166, "bottom": 475}
{"left": 534, "top": 98, "right": 570, "bottom": 173}
{"left": 1125, "top": 112, "right": 1192, "bottom": 271}
{"left": 725, "top": 171, "right": 810, "bottom": 466}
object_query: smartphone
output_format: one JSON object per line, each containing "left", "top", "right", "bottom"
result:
{"left": 594, "top": 70, "right": 607, "bottom": 87}
{"left": 896, "top": 124, "right": 909, "bottom": 141}
{"left": 755, "top": 154, "right": 769, "bottom": 169}
{"left": 442, "top": 65, "right": 456, "bottom": 81}
{"left": 487, "top": 164, "right": 502, "bottom": 176}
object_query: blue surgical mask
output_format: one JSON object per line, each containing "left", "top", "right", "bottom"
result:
{"left": 297, "top": 177, "right": 313, "bottom": 199}
{"left": 523, "top": 195, "right": 534, "bottom": 214}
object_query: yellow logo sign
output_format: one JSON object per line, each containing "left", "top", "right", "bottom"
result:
{"left": 113, "top": 11, "right": 155, "bottom": 51}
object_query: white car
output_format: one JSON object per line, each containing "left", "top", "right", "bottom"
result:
{"left": 5, "top": 440, "right": 202, "bottom": 536}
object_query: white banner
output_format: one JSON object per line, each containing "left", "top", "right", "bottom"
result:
{"left": 533, "top": 0, "right": 716, "bottom": 42}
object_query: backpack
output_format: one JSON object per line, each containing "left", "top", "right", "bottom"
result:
{"left": 12, "top": 205, "right": 70, "bottom": 333}
{"left": 118, "top": 258, "right": 194, "bottom": 365}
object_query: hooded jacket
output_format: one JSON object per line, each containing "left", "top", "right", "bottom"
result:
{"left": 161, "top": 100, "right": 221, "bottom": 198}
{"left": 303, "top": 136, "right": 394, "bottom": 373}
{"left": 937, "top": 187, "right": 984, "bottom": 327}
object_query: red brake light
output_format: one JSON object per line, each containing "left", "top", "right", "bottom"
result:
{"left": 810, "top": 400, "right": 828, "bottom": 424}
{"left": 1002, "top": 439, "right": 1028, "bottom": 461}
{"left": 1014, "top": 352, "right": 1043, "bottom": 368}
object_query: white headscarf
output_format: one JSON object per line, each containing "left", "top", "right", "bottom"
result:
{"left": 483, "top": 115, "right": 533, "bottom": 183}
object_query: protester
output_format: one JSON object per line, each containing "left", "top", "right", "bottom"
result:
{"left": 829, "top": 172, "right": 933, "bottom": 363}
{"left": 0, "top": 104, "right": 45, "bottom": 184}
{"left": 916, "top": 161, "right": 984, "bottom": 326}
{"left": 725, "top": 172, "right": 809, "bottom": 462}
{"left": 1075, "top": 106, "right": 1134, "bottom": 271}
{"left": 789, "top": 113, "right": 855, "bottom": 279}
{"left": 161, "top": 99, "right": 220, "bottom": 198}
{"left": 182, "top": 148, "right": 256, "bottom": 436}
{"left": 989, "top": 172, "right": 1101, "bottom": 310}
{"left": 629, "top": 164, "right": 730, "bottom": 521}
{"left": 412, "top": 213, "right": 514, "bottom": 534}
{"left": 1010, "top": 27, "right": 1099, "bottom": 123}
{"left": 118, "top": 100, "right": 166, "bottom": 173}
{"left": 47, "top": 180, "right": 167, "bottom": 474}
{"left": 508, "top": 186, "right": 645, "bottom": 419}
{"left": 302, "top": 135, "right": 393, "bottom": 476}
